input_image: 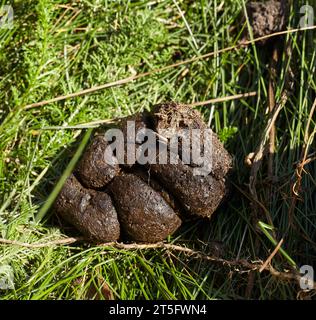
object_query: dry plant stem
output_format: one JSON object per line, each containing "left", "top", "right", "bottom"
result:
{"left": 0, "top": 237, "right": 314, "bottom": 290}
{"left": 268, "top": 45, "right": 279, "bottom": 180}
{"left": 248, "top": 31, "right": 294, "bottom": 228}
{"left": 245, "top": 264, "right": 256, "bottom": 299}
{"left": 289, "top": 98, "right": 316, "bottom": 226}
{"left": 261, "top": 50, "right": 279, "bottom": 299}
{"left": 188, "top": 91, "right": 257, "bottom": 106}
{"left": 247, "top": 90, "right": 290, "bottom": 297}
{"left": 246, "top": 45, "right": 287, "bottom": 298}
{"left": 39, "top": 92, "right": 258, "bottom": 130}
{"left": 0, "top": 237, "right": 83, "bottom": 248}
{"left": 259, "top": 238, "right": 284, "bottom": 272}
{"left": 245, "top": 236, "right": 261, "bottom": 299}
{"left": 22, "top": 26, "right": 316, "bottom": 110}
{"left": 110, "top": 245, "right": 312, "bottom": 290}
{"left": 249, "top": 93, "right": 288, "bottom": 225}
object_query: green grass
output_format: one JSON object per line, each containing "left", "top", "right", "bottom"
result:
{"left": 0, "top": 0, "right": 315, "bottom": 299}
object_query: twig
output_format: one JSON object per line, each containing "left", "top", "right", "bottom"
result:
{"left": 31, "top": 92, "right": 257, "bottom": 131}
{"left": 259, "top": 238, "right": 284, "bottom": 272}
{"left": 22, "top": 26, "right": 316, "bottom": 110}
{"left": 289, "top": 98, "right": 316, "bottom": 226}
{"left": 188, "top": 91, "right": 257, "bottom": 107}
{"left": 23, "top": 76, "right": 136, "bottom": 110}
{"left": 267, "top": 45, "right": 279, "bottom": 180}
{"left": 245, "top": 26, "right": 293, "bottom": 297}
{"left": 0, "top": 237, "right": 314, "bottom": 289}
{"left": 0, "top": 237, "right": 83, "bottom": 248}
{"left": 248, "top": 26, "right": 295, "bottom": 223}
{"left": 248, "top": 90, "right": 289, "bottom": 223}
{"left": 291, "top": 98, "right": 316, "bottom": 198}
{"left": 245, "top": 88, "right": 290, "bottom": 298}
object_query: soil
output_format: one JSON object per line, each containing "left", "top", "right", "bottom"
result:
{"left": 54, "top": 103, "right": 233, "bottom": 243}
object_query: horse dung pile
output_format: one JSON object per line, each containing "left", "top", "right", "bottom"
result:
{"left": 54, "top": 103, "right": 233, "bottom": 243}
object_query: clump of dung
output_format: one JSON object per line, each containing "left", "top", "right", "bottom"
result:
{"left": 54, "top": 103, "right": 233, "bottom": 243}
{"left": 244, "top": 1, "right": 288, "bottom": 44}
{"left": 55, "top": 174, "right": 120, "bottom": 242}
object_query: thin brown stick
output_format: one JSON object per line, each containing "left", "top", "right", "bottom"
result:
{"left": 245, "top": 90, "right": 290, "bottom": 298}
{"left": 23, "top": 76, "right": 136, "bottom": 110}
{"left": 0, "top": 237, "right": 83, "bottom": 248}
{"left": 289, "top": 98, "right": 316, "bottom": 226}
{"left": 267, "top": 46, "right": 279, "bottom": 180}
{"left": 248, "top": 91, "right": 288, "bottom": 225}
{"left": 0, "top": 236, "right": 314, "bottom": 289}
{"left": 248, "top": 26, "right": 294, "bottom": 221}
{"left": 22, "top": 25, "right": 316, "bottom": 110}
{"left": 36, "top": 92, "right": 257, "bottom": 131}
{"left": 259, "top": 238, "right": 284, "bottom": 272}
{"left": 294, "top": 100, "right": 316, "bottom": 188}
{"left": 245, "top": 43, "right": 292, "bottom": 297}
{"left": 188, "top": 91, "right": 257, "bottom": 107}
